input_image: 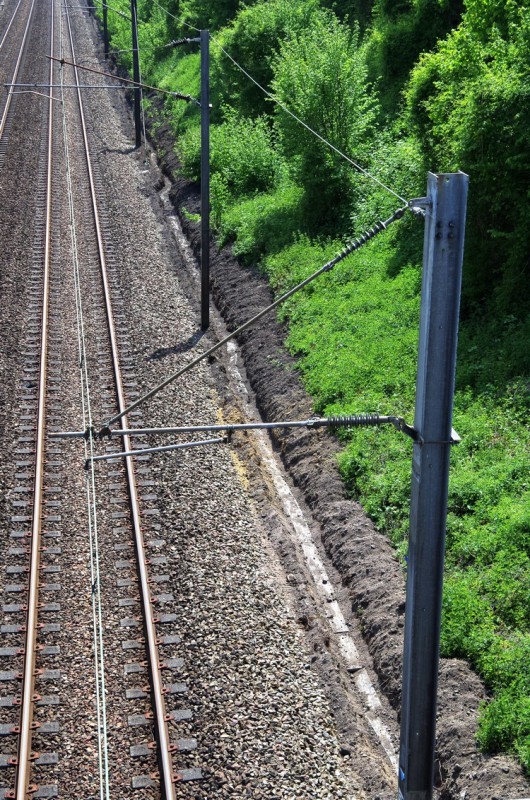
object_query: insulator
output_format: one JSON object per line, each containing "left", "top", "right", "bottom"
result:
{"left": 327, "top": 414, "right": 383, "bottom": 428}
{"left": 166, "top": 38, "right": 191, "bottom": 48}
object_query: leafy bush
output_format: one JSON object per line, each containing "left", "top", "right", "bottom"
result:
{"left": 178, "top": 0, "right": 252, "bottom": 30}
{"left": 213, "top": 0, "right": 320, "bottom": 118}
{"left": 218, "top": 181, "right": 304, "bottom": 262}
{"left": 321, "top": 0, "right": 375, "bottom": 29}
{"left": 153, "top": 51, "right": 201, "bottom": 136}
{"left": 478, "top": 687, "right": 530, "bottom": 765}
{"left": 179, "top": 108, "right": 282, "bottom": 198}
{"left": 271, "top": 12, "right": 379, "bottom": 233}
{"left": 366, "top": 0, "right": 464, "bottom": 112}
{"left": 406, "top": 3, "right": 530, "bottom": 314}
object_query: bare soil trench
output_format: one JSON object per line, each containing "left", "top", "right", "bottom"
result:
{"left": 99, "top": 21, "right": 528, "bottom": 800}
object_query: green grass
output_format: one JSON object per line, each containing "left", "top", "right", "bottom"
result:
{"left": 259, "top": 220, "right": 530, "bottom": 771}
{"left": 100, "top": 3, "right": 530, "bottom": 771}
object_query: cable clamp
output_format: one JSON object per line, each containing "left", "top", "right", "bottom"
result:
{"left": 389, "top": 417, "right": 421, "bottom": 442}
{"left": 98, "top": 426, "right": 112, "bottom": 440}
{"left": 84, "top": 426, "right": 97, "bottom": 442}
{"left": 306, "top": 419, "right": 323, "bottom": 428}
{"left": 408, "top": 196, "right": 431, "bottom": 216}
{"left": 421, "top": 429, "right": 462, "bottom": 446}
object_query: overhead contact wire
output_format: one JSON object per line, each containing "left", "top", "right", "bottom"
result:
{"left": 60, "top": 4, "right": 110, "bottom": 795}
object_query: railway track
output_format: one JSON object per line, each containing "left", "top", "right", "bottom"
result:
{"left": 0, "top": 0, "right": 409, "bottom": 798}
{"left": 58, "top": 2, "right": 200, "bottom": 795}
{"left": 1, "top": 0, "right": 200, "bottom": 796}
{"left": 0, "top": 0, "right": 62, "bottom": 796}
{"left": 0, "top": 0, "right": 37, "bottom": 166}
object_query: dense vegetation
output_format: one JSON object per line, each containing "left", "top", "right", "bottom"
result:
{"left": 100, "top": 0, "right": 530, "bottom": 771}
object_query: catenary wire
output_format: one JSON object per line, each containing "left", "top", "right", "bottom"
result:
{"left": 148, "top": 0, "right": 407, "bottom": 204}
{"left": 60, "top": 7, "right": 110, "bottom": 795}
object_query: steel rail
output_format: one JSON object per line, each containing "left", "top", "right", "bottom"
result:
{"left": 63, "top": 5, "right": 178, "bottom": 797}
{"left": 13, "top": 1, "right": 56, "bottom": 797}
{"left": 0, "top": 0, "right": 24, "bottom": 52}
{"left": 0, "top": 0, "right": 37, "bottom": 141}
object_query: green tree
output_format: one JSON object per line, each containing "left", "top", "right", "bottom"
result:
{"left": 366, "top": 0, "right": 463, "bottom": 112}
{"left": 178, "top": 0, "right": 255, "bottom": 31}
{"left": 213, "top": 0, "right": 320, "bottom": 118}
{"left": 406, "top": 3, "right": 530, "bottom": 313}
{"left": 320, "top": 0, "right": 376, "bottom": 30}
{"left": 271, "top": 12, "right": 378, "bottom": 233}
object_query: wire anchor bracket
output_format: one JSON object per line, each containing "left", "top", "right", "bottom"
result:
{"left": 408, "top": 196, "right": 432, "bottom": 216}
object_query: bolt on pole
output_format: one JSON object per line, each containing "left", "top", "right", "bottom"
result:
{"left": 200, "top": 29, "right": 210, "bottom": 330}
{"left": 398, "top": 172, "right": 469, "bottom": 800}
{"left": 130, "top": 0, "right": 141, "bottom": 148}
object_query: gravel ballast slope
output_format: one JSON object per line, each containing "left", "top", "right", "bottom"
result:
{"left": 44, "top": 7, "right": 400, "bottom": 798}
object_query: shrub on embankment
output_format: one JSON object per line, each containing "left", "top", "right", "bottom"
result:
{"left": 100, "top": 0, "right": 530, "bottom": 771}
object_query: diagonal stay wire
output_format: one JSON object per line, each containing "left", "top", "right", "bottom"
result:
{"left": 149, "top": 0, "right": 407, "bottom": 204}
{"left": 48, "top": 55, "right": 199, "bottom": 102}
{"left": 97, "top": 205, "right": 407, "bottom": 435}
{"left": 215, "top": 44, "right": 407, "bottom": 204}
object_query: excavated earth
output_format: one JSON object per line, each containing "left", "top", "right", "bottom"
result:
{"left": 137, "top": 93, "right": 530, "bottom": 800}
{"left": 1, "top": 3, "right": 528, "bottom": 795}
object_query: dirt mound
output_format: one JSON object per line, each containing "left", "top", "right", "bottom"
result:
{"left": 146, "top": 96, "right": 529, "bottom": 799}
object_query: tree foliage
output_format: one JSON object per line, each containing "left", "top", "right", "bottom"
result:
{"left": 176, "top": 0, "right": 248, "bottom": 31}
{"left": 366, "top": 0, "right": 464, "bottom": 111}
{"left": 406, "top": 2, "right": 530, "bottom": 312}
{"left": 213, "top": 0, "right": 320, "bottom": 118}
{"left": 271, "top": 13, "right": 378, "bottom": 232}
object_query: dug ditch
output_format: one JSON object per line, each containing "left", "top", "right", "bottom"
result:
{"left": 94, "top": 18, "right": 529, "bottom": 797}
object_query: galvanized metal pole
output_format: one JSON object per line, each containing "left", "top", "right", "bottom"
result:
{"left": 398, "top": 172, "right": 468, "bottom": 800}
{"left": 200, "top": 29, "right": 210, "bottom": 329}
{"left": 130, "top": 0, "right": 141, "bottom": 147}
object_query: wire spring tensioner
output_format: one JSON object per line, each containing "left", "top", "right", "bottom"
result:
{"left": 163, "top": 37, "right": 200, "bottom": 48}
{"left": 324, "top": 211, "right": 405, "bottom": 272}
{"left": 51, "top": 414, "right": 427, "bottom": 469}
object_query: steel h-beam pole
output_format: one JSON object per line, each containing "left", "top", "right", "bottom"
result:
{"left": 130, "top": 0, "right": 141, "bottom": 147}
{"left": 200, "top": 29, "right": 210, "bottom": 330}
{"left": 398, "top": 172, "right": 468, "bottom": 800}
